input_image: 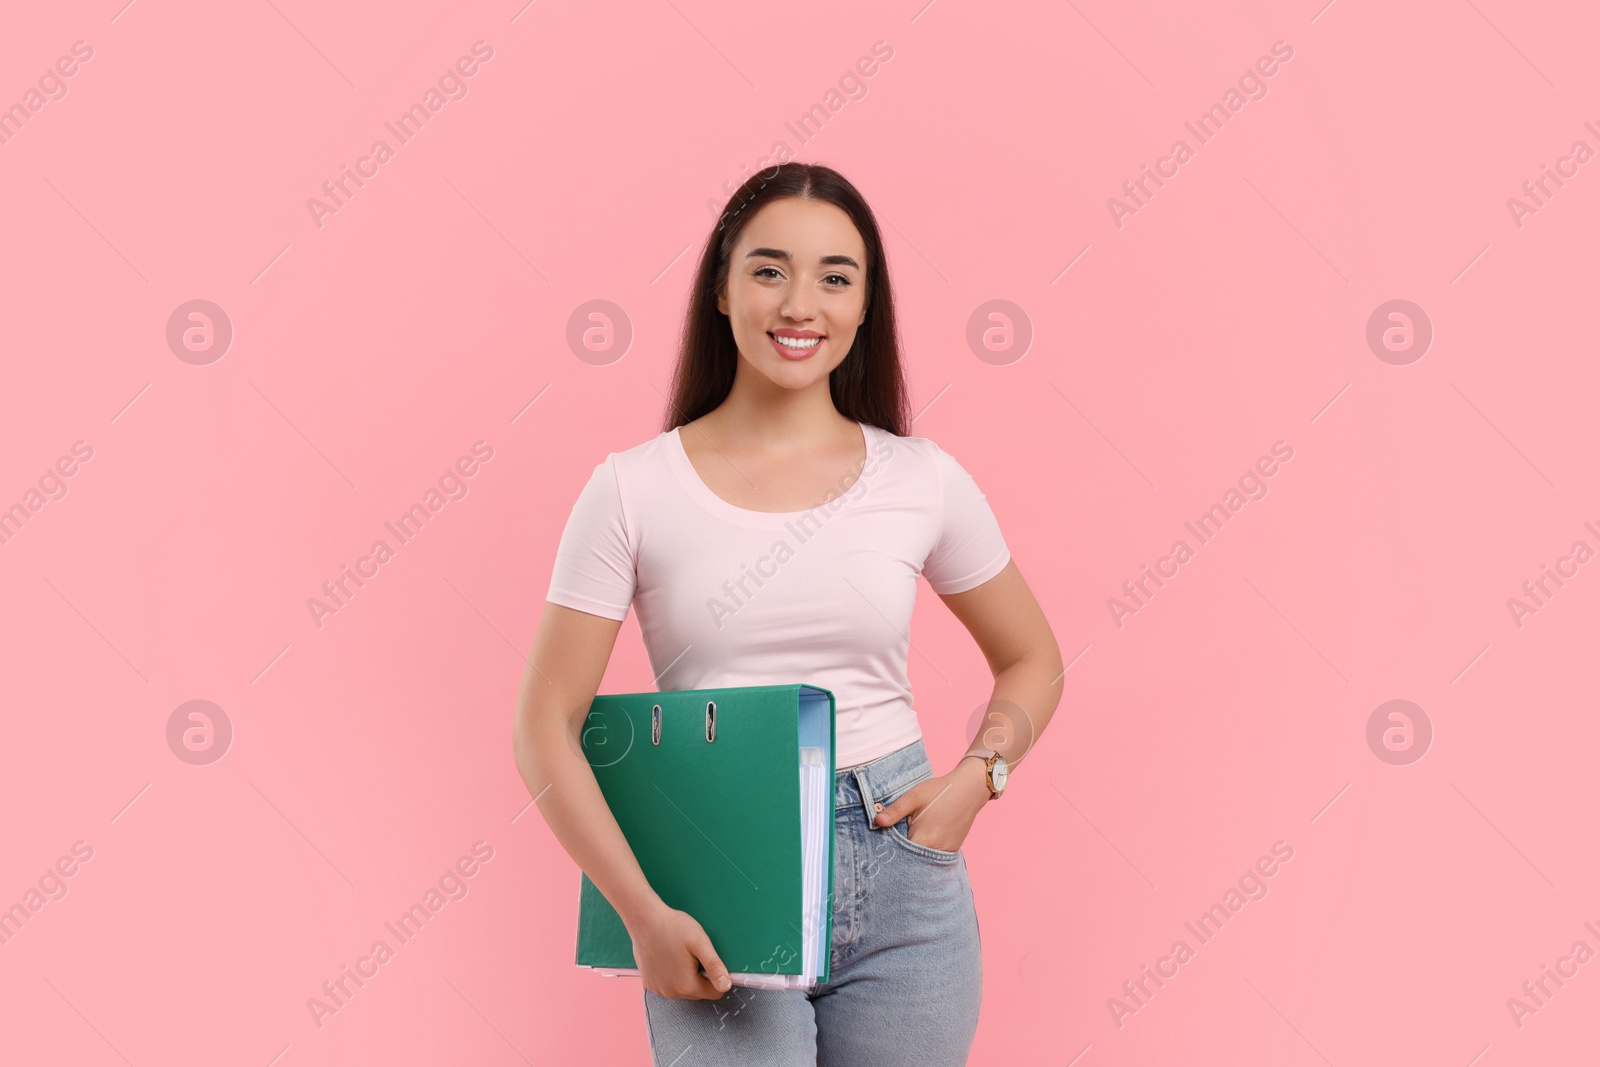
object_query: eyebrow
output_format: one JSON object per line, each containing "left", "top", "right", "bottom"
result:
{"left": 744, "top": 247, "right": 861, "bottom": 270}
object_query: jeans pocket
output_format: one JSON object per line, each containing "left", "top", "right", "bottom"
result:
{"left": 885, "top": 815, "right": 961, "bottom": 864}
{"left": 873, "top": 769, "right": 961, "bottom": 864}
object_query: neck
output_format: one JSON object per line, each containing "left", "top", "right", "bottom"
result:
{"left": 698, "top": 363, "right": 854, "bottom": 450}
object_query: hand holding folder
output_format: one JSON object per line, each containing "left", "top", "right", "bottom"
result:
{"left": 575, "top": 684, "right": 836, "bottom": 991}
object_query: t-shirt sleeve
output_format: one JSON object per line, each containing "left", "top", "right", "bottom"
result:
{"left": 922, "top": 444, "right": 1011, "bottom": 595}
{"left": 544, "top": 454, "right": 635, "bottom": 621}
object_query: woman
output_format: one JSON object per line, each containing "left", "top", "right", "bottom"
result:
{"left": 513, "top": 162, "right": 1063, "bottom": 1066}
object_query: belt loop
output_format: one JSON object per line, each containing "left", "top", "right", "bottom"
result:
{"left": 852, "top": 766, "right": 875, "bottom": 827}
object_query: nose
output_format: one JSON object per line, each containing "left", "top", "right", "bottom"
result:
{"left": 780, "top": 281, "right": 816, "bottom": 325}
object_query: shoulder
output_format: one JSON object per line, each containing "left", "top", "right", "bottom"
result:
{"left": 870, "top": 429, "right": 1001, "bottom": 521}
{"left": 866, "top": 426, "right": 966, "bottom": 481}
{"left": 584, "top": 429, "right": 676, "bottom": 478}
{"left": 556, "top": 432, "right": 677, "bottom": 523}
{"left": 865, "top": 425, "right": 940, "bottom": 464}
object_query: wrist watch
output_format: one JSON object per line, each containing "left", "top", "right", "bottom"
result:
{"left": 962, "top": 746, "right": 1008, "bottom": 799}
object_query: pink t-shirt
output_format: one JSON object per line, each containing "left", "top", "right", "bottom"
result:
{"left": 544, "top": 421, "right": 1011, "bottom": 769}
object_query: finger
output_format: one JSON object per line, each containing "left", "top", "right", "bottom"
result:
{"left": 670, "top": 964, "right": 725, "bottom": 1000}
{"left": 686, "top": 973, "right": 726, "bottom": 999}
{"left": 875, "top": 790, "right": 917, "bottom": 825}
{"left": 689, "top": 929, "right": 733, "bottom": 994}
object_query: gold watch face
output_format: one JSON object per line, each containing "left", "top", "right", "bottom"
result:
{"left": 991, "top": 757, "right": 1008, "bottom": 792}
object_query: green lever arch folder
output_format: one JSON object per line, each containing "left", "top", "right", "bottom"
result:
{"left": 574, "top": 683, "right": 836, "bottom": 990}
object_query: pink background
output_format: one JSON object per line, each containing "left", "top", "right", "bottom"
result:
{"left": 2, "top": 1, "right": 1597, "bottom": 1064}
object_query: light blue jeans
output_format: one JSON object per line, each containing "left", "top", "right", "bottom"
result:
{"left": 642, "top": 738, "right": 983, "bottom": 1065}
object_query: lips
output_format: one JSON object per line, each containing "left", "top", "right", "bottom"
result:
{"left": 768, "top": 331, "right": 824, "bottom": 361}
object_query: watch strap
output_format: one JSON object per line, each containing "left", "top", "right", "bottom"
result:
{"left": 962, "top": 749, "right": 1003, "bottom": 799}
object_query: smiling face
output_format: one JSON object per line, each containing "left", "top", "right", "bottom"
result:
{"left": 716, "top": 196, "right": 870, "bottom": 393}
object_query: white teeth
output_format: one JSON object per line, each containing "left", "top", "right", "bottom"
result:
{"left": 772, "top": 334, "right": 822, "bottom": 349}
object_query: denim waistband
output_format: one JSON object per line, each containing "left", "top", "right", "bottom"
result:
{"left": 834, "top": 737, "right": 933, "bottom": 811}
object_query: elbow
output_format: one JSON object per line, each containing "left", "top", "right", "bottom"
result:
{"left": 996, "top": 633, "right": 1064, "bottom": 681}
{"left": 511, "top": 714, "right": 533, "bottom": 776}
{"left": 1003, "top": 644, "right": 1065, "bottom": 696}
{"left": 514, "top": 695, "right": 581, "bottom": 774}
{"left": 512, "top": 702, "right": 548, "bottom": 773}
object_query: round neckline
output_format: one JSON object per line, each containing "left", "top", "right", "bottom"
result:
{"left": 667, "top": 421, "right": 874, "bottom": 527}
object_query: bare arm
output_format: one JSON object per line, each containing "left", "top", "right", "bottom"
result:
{"left": 937, "top": 558, "right": 1064, "bottom": 779}
{"left": 874, "top": 558, "right": 1064, "bottom": 844}
{"left": 512, "top": 601, "right": 731, "bottom": 998}
{"left": 511, "top": 602, "right": 663, "bottom": 924}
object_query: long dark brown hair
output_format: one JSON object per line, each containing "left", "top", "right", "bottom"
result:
{"left": 660, "top": 162, "right": 911, "bottom": 438}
